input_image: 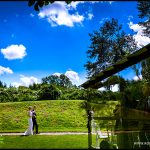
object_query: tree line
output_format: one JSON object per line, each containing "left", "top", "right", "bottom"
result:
{"left": 0, "top": 1, "right": 149, "bottom": 108}
{"left": 0, "top": 74, "right": 121, "bottom": 103}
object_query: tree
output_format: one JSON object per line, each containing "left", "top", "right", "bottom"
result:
{"left": 141, "top": 57, "right": 150, "bottom": 98}
{"left": 42, "top": 75, "right": 60, "bottom": 85}
{"left": 38, "top": 84, "right": 61, "bottom": 100}
{"left": 59, "top": 74, "right": 72, "bottom": 88}
{"left": 28, "top": 0, "right": 72, "bottom": 11}
{"left": 137, "top": 1, "right": 150, "bottom": 37}
{"left": 0, "top": 81, "right": 7, "bottom": 88}
{"left": 42, "top": 74, "right": 72, "bottom": 88}
{"left": 84, "top": 18, "right": 138, "bottom": 78}
{"left": 141, "top": 57, "right": 150, "bottom": 83}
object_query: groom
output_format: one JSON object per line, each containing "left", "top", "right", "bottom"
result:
{"left": 32, "top": 105, "right": 39, "bottom": 134}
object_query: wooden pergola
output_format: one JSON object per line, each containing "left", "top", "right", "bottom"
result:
{"left": 80, "top": 43, "right": 150, "bottom": 149}
{"left": 81, "top": 43, "right": 150, "bottom": 89}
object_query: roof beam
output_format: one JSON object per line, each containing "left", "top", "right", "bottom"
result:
{"left": 81, "top": 43, "right": 150, "bottom": 89}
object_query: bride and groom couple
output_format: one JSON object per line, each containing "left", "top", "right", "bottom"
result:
{"left": 24, "top": 105, "right": 39, "bottom": 136}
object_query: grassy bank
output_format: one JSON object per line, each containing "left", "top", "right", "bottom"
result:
{"left": 0, "top": 100, "right": 119, "bottom": 132}
{"left": 0, "top": 100, "right": 87, "bottom": 132}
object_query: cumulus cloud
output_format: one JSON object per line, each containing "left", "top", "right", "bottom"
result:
{"left": 68, "top": 1, "right": 85, "bottom": 9}
{"left": 133, "top": 75, "right": 142, "bottom": 81}
{"left": 65, "top": 70, "right": 80, "bottom": 84}
{"left": 11, "top": 82, "right": 21, "bottom": 88}
{"left": 53, "top": 70, "right": 87, "bottom": 86}
{"left": 37, "top": 1, "right": 114, "bottom": 27}
{"left": 65, "top": 70, "right": 88, "bottom": 86}
{"left": 0, "top": 66, "right": 13, "bottom": 75}
{"left": 38, "top": 1, "right": 84, "bottom": 27}
{"left": 12, "top": 75, "right": 39, "bottom": 87}
{"left": 1, "top": 44, "right": 27, "bottom": 60}
{"left": 20, "top": 75, "right": 39, "bottom": 87}
{"left": 129, "top": 21, "right": 150, "bottom": 48}
{"left": 87, "top": 13, "right": 94, "bottom": 20}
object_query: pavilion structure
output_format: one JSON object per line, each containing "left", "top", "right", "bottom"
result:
{"left": 80, "top": 43, "right": 150, "bottom": 149}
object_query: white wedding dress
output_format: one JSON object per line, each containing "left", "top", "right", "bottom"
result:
{"left": 24, "top": 110, "right": 33, "bottom": 135}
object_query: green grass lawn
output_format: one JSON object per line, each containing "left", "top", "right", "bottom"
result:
{"left": 0, "top": 100, "right": 88, "bottom": 132}
{"left": 0, "top": 99, "right": 122, "bottom": 149}
{"left": 0, "top": 100, "right": 118, "bottom": 132}
{"left": 0, "top": 135, "right": 88, "bottom": 149}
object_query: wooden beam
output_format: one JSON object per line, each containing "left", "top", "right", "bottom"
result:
{"left": 81, "top": 43, "right": 150, "bottom": 89}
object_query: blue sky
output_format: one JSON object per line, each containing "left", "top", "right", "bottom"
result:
{"left": 0, "top": 1, "right": 150, "bottom": 88}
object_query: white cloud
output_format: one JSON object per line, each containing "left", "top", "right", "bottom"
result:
{"left": 68, "top": 1, "right": 85, "bottom": 9}
{"left": 12, "top": 75, "right": 40, "bottom": 87}
{"left": 87, "top": 13, "right": 94, "bottom": 20}
{"left": 1, "top": 44, "right": 27, "bottom": 60}
{"left": 129, "top": 22, "right": 143, "bottom": 33}
{"left": 20, "top": 75, "right": 39, "bottom": 87}
{"left": 11, "top": 82, "right": 21, "bottom": 88}
{"left": 38, "top": 1, "right": 84, "bottom": 27}
{"left": 98, "top": 87, "right": 106, "bottom": 91}
{"left": 53, "top": 72, "right": 61, "bottom": 77}
{"left": 110, "top": 84, "right": 119, "bottom": 92}
{"left": 133, "top": 75, "right": 142, "bottom": 81}
{"left": 67, "top": 1, "right": 100, "bottom": 9}
{"left": 65, "top": 70, "right": 80, "bottom": 84}
{"left": 129, "top": 21, "right": 150, "bottom": 48}
{"left": 0, "top": 66, "right": 13, "bottom": 75}
{"left": 37, "top": 1, "right": 113, "bottom": 27}
{"left": 53, "top": 70, "right": 87, "bottom": 86}
{"left": 98, "top": 84, "right": 119, "bottom": 92}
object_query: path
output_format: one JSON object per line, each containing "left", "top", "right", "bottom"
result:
{"left": 0, "top": 132, "right": 88, "bottom": 136}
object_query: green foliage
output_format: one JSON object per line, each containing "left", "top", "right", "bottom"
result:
{"left": 42, "top": 74, "right": 73, "bottom": 88}
{"left": 141, "top": 57, "right": 150, "bottom": 83}
{"left": 90, "top": 101, "right": 119, "bottom": 129}
{"left": 137, "top": 1, "right": 150, "bottom": 18}
{"left": 29, "top": 83, "right": 41, "bottom": 90}
{"left": 137, "top": 1, "right": 150, "bottom": 37}
{"left": 0, "top": 81, "right": 120, "bottom": 103}
{"left": 120, "top": 79, "right": 149, "bottom": 110}
{"left": 38, "top": 84, "right": 61, "bottom": 100}
{"left": 59, "top": 88, "right": 92, "bottom": 100}
{"left": 0, "top": 80, "right": 6, "bottom": 88}
{"left": 84, "top": 18, "right": 138, "bottom": 77}
{"left": 0, "top": 86, "right": 38, "bottom": 103}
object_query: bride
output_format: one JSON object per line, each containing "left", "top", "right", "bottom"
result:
{"left": 24, "top": 106, "right": 33, "bottom": 135}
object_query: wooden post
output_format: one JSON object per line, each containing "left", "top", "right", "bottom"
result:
{"left": 87, "top": 109, "right": 92, "bottom": 149}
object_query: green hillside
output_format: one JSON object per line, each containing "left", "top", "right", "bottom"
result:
{"left": 0, "top": 100, "right": 119, "bottom": 133}
{"left": 0, "top": 100, "right": 87, "bottom": 132}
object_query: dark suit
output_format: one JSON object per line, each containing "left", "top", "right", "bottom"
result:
{"left": 32, "top": 110, "right": 38, "bottom": 134}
